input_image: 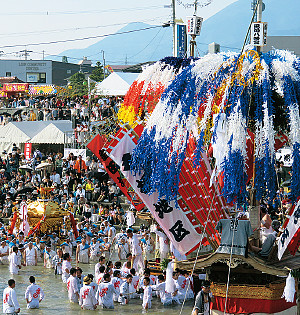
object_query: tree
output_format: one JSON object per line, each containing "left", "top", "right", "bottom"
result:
{"left": 68, "top": 72, "right": 88, "bottom": 96}
{"left": 89, "top": 61, "right": 104, "bottom": 82}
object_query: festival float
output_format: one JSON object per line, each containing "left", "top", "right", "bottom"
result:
{"left": 9, "top": 187, "right": 78, "bottom": 238}
{"left": 87, "top": 1, "right": 300, "bottom": 314}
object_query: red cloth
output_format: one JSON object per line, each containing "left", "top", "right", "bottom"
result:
{"left": 213, "top": 296, "right": 296, "bottom": 314}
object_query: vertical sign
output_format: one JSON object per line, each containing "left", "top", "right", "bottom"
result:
{"left": 175, "top": 24, "right": 187, "bottom": 58}
{"left": 251, "top": 22, "right": 268, "bottom": 46}
{"left": 186, "top": 16, "right": 203, "bottom": 35}
{"left": 24, "top": 143, "right": 32, "bottom": 160}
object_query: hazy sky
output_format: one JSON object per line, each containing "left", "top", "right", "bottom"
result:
{"left": 0, "top": 0, "right": 236, "bottom": 61}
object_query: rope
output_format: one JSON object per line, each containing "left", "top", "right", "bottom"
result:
{"left": 223, "top": 212, "right": 238, "bottom": 314}
{"left": 179, "top": 190, "right": 217, "bottom": 315}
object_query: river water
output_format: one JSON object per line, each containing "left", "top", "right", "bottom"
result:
{"left": 0, "top": 261, "right": 194, "bottom": 314}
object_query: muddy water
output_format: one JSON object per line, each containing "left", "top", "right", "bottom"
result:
{"left": 0, "top": 259, "right": 194, "bottom": 314}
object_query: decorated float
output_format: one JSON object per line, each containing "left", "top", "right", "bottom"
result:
{"left": 9, "top": 187, "right": 78, "bottom": 237}
{"left": 86, "top": 1, "right": 300, "bottom": 313}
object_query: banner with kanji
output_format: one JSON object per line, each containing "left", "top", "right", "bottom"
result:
{"left": 24, "top": 143, "right": 32, "bottom": 160}
{"left": 87, "top": 134, "right": 145, "bottom": 211}
{"left": 278, "top": 199, "right": 300, "bottom": 260}
{"left": 107, "top": 128, "right": 204, "bottom": 255}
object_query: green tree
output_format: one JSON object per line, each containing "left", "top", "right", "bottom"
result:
{"left": 68, "top": 72, "right": 88, "bottom": 96}
{"left": 89, "top": 61, "right": 104, "bottom": 82}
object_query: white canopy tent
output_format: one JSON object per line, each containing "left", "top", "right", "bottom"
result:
{"left": 30, "top": 121, "right": 73, "bottom": 144}
{"left": 94, "top": 72, "right": 138, "bottom": 96}
{"left": 0, "top": 121, "right": 73, "bottom": 153}
{"left": 0, "top": 121, "right": 48, "bottom": 153}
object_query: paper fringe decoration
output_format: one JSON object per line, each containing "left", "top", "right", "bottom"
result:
{"left": 122, "top": 49, "right": 300, "bottom": 205}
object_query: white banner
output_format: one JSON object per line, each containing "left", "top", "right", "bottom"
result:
{"left": 19, "top": 202, "right": 29, "bottom": 236}
{"left": 64, "top": 148, "right": 86, "bottom": 161}
{"left": 278, "top": 199, "right": 300, "bottom": 260}
{"left": 109, "top": 132, "right": 203, "bottom": 256}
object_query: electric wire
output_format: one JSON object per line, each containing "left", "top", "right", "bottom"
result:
{"left": 0, "top": 26, "right": 162, "bottom": 49}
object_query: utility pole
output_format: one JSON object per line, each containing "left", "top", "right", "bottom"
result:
{"left": 19, "top": 48, "right": 33, "bottom": 60}
{"left": 42, "top": 50, "right": 45, "bottom": 60}
{"left": 101, "top": 50, "right": 106, "bottom": 80}
{"left": 189, "top": 0, "right": 198, "bottom": 57}
{"left": 256, "top": 0, "right": 263, "bottom": 52}
{"left": 172, "top": 0, "right": 176, "bottom": 57}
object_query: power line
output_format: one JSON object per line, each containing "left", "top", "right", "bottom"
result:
{"left": 0, "top": 16, "right": 169, "bottom": 39}
{"left": 0, "top": 25, "right": 162, "bottom": 49}
{"left": 0, "top": 5, "right": 165, "bottom": 16}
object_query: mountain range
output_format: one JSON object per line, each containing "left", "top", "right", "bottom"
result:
{"left": 58, "top": 0, "right": 300, "bottom": 65}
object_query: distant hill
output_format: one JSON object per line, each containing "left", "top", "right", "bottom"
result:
{"left": 197, "top": 0, "right": 300, "bottom": 53}
{"left": 58, "top": 0, "right": 300, "bottom": 65}
{"left": 57, "top": 22, "right": 173, "bottom": 65}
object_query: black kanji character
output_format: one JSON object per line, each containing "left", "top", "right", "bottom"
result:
{"left": 230, "top": 219, "right": 239, "bottom": 231}
{"left": 294, "top": 208, "right": 300, "bottom": 225}
{"left": 136, "top": 176, "right": 147, "bottom": 194}
{"left": 153, "top": 200, "right": 173, "bottom": 219}
{"left": 99, "top": 149, "right": 108, "bottom": 161}
{"left": 117, "top": 176, "right": 125, "bottom": 187}
{"left": 122, "top": 153, "right": 132, "bottom": 171}
{"left": 280, "top": 228, "right": 289, "bottom": 247}
{"left": 107, "top": 161, "right": 118, "bottom": 174}
{"left": 169, "top": 220, "right": 190, "bottom": 242}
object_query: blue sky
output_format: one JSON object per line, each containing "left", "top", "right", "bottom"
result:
{"left": 0, "top": 0, "right": 236, "bottom": 60}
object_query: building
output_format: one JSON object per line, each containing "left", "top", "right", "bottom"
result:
{"left": 265, "top": 36, "right": 300, "bottom": 56}
{"left": 0, "top": 60, "right": 93, "bottom": 86}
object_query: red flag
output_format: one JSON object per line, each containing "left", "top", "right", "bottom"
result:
{"left": 87, "top": 134, "right": 145, "bottom": 211}
{"left": 28, "top": 215, "right": 45, "bottom": 237}
{"left": 8, "top": 212, "right": 18, "bottom": 234}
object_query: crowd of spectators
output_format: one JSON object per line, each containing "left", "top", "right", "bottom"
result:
{"left": 0, "top": 96, "right": 123, "bottom": 126}
{"left": 0, "top": 146, "right": 127, "bottom": 226}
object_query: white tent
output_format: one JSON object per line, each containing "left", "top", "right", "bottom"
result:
{"left": 0, "top": 121, "right": 48, "bottom": 153}
{"left": 30, "top": 121, "right": 73, "bottom": 144}
{"left": 94, "top": 72, "right": 138, "bottom": 96}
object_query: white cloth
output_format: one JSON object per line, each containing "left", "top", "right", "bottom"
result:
{"left": 25, "top": 247, "right": 36, "bottom": 266}
{"left": 142, "top": 285, "right": 152, "bottom": 309}
{"left": 129, "top": 234, "right": 142, "bottom": 256}
{"left": 79, "top": 284, "right": 97, "bottom": 310}
{"left": 118, "top": 282, "right": 133, "bottom": 304}
{"left": 126, "top": 211, "right": 135, "bottom": 227}
{"left": 0, "top": 245, "right": 9, "bottom": 265}
{"left": 108, "top": 226, "right": 116, "bottom": 243}
{"left": 44, "top": 250, "right": 55, "bottom": 268}
{"left": 9, "top": 252, "right": 19, "bottom": 274}
{"left": 3, "top": 287, "right": 19, "bottom": 314}
{"left": 111, "top": 277, "right": 123, "bottom": 301}
{"left": 89, "top": 243, "right": 101, "bottom": 262}
{"left": 154, "top": 229, "right": 169, "bottom": 258}
{"left": 25, "top": 283, "right": 44, "bottom": 309}
{"left": 62, "top": 260, "right": 72, "bottom": 283}
{"left": 96, "top": 281, "right": 116, "bottom": 309}
{"left": 78, "top": 244, "right": 89, "bottom": 264}
{"left": 118, "top": 243, "right": 129, "bottom": 260}
{"left": 132, "top": 253, "right": 144, "bottom": 272}
{"left": 67, "top": 275, "right": 79, "bottom": 303}
{"left": 152, "top": 282, "right": 178, "bottom": 305}
{"left": 282, "top": 273, "right": 296, "bottom": 303}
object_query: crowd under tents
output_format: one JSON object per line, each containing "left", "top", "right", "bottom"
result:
{"left": 0, "top": 120, "right": 73, "bottom": 153}
{"left": 94, "top": 72, "right": 138, "bottom": 96}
